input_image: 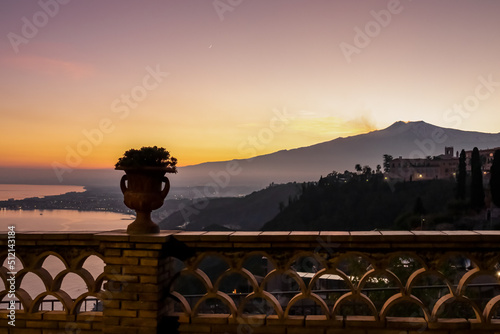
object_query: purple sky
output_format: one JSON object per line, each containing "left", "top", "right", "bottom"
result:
{"left": 1, "top": 0, "right": 499, "bottom": 168}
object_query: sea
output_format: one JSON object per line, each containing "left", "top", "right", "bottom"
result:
{"left": 0, "top": 184, "right": 134, "bottom": 309}
{"left": 0, "top": 184, "right": 133, "bottom": 231}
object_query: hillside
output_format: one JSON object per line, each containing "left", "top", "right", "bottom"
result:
{"left": 159, "top": 182, "right": 301, "bottom": 231}
{"left": 261, "top": 173, "right": 490, "bottom": 231}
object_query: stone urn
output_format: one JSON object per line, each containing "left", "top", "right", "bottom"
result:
{"left": 117, "top": 167, "right": 174, "bottom": 234}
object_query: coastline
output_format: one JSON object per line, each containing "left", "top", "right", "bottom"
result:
{"left": 0, "top": 185, "right": 131, "bottom": 215}
{"left": 0, "top": 184, "right": 86, "bottom": 201}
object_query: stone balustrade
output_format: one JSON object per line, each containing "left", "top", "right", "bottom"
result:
{"left": 1, "top": 230, "right": 500, "bottom": 334}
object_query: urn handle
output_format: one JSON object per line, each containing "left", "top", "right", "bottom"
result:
{"left": 120, "top": 175, "right": 128, "bottom": 194}
{"left": 161, "top": 176, "right": 170, "bottom": 198}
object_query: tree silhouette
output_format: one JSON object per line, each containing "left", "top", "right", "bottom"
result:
{"left": 456, "top": 149, "right": 466, "bottom": 200}
{"left": 490, "top": 149, "right": 500, "bottom": 207}
{"left": 363, "top": 165, "right": 372, "bottom": 175}
{"left": 376, "top": 164, "right": 382, "bottom": 173}
{"left": 383, "top": 154, "right": 393, "bottom": 173}
{"left": 470, "top": 147, "right": 485, "bottom": 210}
{"left": 355, "top": 164, "right": 362, "bottom": 174}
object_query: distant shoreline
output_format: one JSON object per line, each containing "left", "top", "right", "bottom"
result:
{"left": 0, "top": 184, "right": 85, "bottom": 201}
{"left": 0, "top": 185, "right": 131, "bottom": 214}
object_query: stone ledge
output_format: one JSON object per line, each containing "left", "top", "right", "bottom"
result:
{"left": 171, "top": 231, "right": 208, "bottom": 242}
{"left": 191, "top": 314, "right": 230, "bottom": 324}
{"left": 3, "top": 230, "right": 500, "bottom": 248}
{"left": 228, "top": 231, "right": 262, "bottom": 242}
{"left": 266, "top": 314, "right": 304, "bottom": 326}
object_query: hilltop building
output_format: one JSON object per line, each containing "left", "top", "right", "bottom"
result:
{"left": 387, "top": 147, "right": 459, "bottom": 181}
{"left": 387, "top": 146, "right": 499, "bottom": 182}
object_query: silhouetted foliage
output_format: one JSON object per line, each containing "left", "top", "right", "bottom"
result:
{"left": 470, "top": 147, "right": 485, "bottom": 210}
{"left": 456, "top": 149, "right": 466, "bottom": 200}
{"left": 413, "top": 197, "right": 426, "bottom": 215}
{"left": 262, "top": 172, "right": 456, "bottom": 231}
{"left": 115, "top": 146, "right": 177, "bottom": 170}
{"left": 490, "top": 149, "right": 500, "bottom": 207}
{"left": 362, "top": 165, "right": 372, "bottom": 175}
{"left": 383, "top": 154, "right": 393, "bottom": 173}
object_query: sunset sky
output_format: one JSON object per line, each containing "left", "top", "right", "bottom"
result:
{"left": 1, "top": 0, "right": 500, "bottom": 169}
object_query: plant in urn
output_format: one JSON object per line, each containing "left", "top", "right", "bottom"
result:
{"left": 115, "top": 146, "right": 177, "bottom": 234}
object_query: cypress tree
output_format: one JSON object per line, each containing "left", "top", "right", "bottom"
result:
{"left": 490, "top": 150, "right": 500, "bottom": 207}
{"left": 383, "top": 154, "right": 393, "bottom": 173}
{"left": 470, "top": 147, "right": 485, "bottom": 209}
{"left": 456, "top": 149, "right": 466, "bottom": 200}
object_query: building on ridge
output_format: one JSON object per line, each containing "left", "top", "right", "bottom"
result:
{"left": 387, "top": 147, "right": 458, "bottom": 181}
{"left": 387, "top": 146, "right": 500, "bottom": 182}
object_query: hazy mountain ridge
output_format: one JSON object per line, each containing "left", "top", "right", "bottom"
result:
{"left": 171, "top": 121, "right": 500, "bottom": 188}
{"left": 2, "top": 121, "right": 499, "bottom": 190}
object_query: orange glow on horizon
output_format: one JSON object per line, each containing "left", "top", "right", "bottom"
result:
{"left": 0, "top": 119, "right": 377, "bottom": 169}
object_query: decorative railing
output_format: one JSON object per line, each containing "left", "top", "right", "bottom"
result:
{"left": 1, "top": 230, "right": 500, "bottom": 333}
{"left": 168, "top": 231, "right": 500, "bottom": 333}
{"left": 0, "top": 232, "right": 105, "bottom": 332}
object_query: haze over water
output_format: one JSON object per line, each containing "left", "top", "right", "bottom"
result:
{"left": 0, "top": 184, "right": 85, "bottom": 200}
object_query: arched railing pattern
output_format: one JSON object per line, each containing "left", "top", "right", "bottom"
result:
{"left": 167, "top": 230, "right": 500, "bottom": 331}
